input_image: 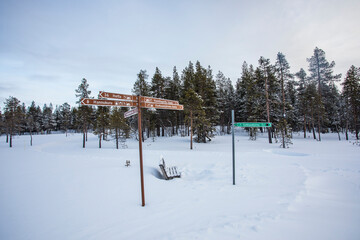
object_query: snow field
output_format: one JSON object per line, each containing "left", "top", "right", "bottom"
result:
{"left": 0, "top": 131, "right": 359, "bottom": 240}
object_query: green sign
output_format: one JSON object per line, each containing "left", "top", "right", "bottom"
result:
{"left": 234, "top": 122, "right": 272, "bottom": 127}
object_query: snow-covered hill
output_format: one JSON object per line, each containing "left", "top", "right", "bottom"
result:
{"left": 1, "top": 132, "right": 359, "bottom": 240}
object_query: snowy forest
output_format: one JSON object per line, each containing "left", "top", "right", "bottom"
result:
{"left": 1, "top": 47, "right": 360, "bottom": 148}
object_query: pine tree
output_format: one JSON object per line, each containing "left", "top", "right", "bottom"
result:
{"left": 42, "top": 104, "right": 54, "bottom": 134}
{"left": 110, "top": 107, "right": 130, "bottom": 149}
{"left": 166, "top": 66, "right": 182, "bottom": 135}
{"left": 258, "top": 57, "right": 281, "bottom": 143}
{"left": 132, "top": 70, "right": 150, "bottom": 96}
{"left": 342, "top": 65, "right": 360, "bottom": 139}
{"left": 182, "top": 88, "right": 206, "bottom": 149}
{"left": 216, "top": 71, "right": 228, "bottom": 134}
{"left": 0, "top": 109, "right": 3, "bottom": 136}
{"left": 4, "top": 96, "right": 23, "bottom": 147}
{"left": 182, "top": 61, "right": 195, "bottom": 95}
{"left": 216, "top": 71, "right": 234, "bottom": 134}
{"left": 60, "top": 103, "right": 71, "bottom": 136}
{"left": 75, "top": 78, "right": 93, "bottom": 148}
{"left": 94, "top": 106, "right": 110, "bottom": 148}
{"left": 150, "top": 67, "right": 166, "bottom": 137}
{"left": 307, "top": 47, "right": 341, "bottom": 141}
{"left": 181, "top": 62, "right": 196, "bottom": 137}
{"left": 27, "top": 101, "right": 40, "bottom": 145}
{"left": 132, "top": 70, "right": 150, "bottom": 141}
{"left": 275, "top": 52, "right": 293, "bottom": 147}
{"left": 192, "top": 62, "right": 217, "bottom": 142}
{"left": 295, "top": 68, "right": 309, "bottom": 138}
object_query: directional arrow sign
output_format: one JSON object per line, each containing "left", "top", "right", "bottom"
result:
{"left": 81, "top": 98, "right": 138, "bottom": 107}
{"left": 99, "top": 91, "right": 138, "bottom": 101}
{"left": 234, "top": 122, "right": 272, "bottom": 127}
{"left": 124, "top": 108, "right": 138, "bottom": 118}
{"left": 141, "top": 96, "right": 179, "bottom": 105}
{"left": 140, "top": 102, "right": 184, "bottom": 110}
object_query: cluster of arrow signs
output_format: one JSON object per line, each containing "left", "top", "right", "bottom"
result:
{"left": 81, "top": 91, "right": 184, "bottom": 207}
{"left": 81, "top": 91, "right": 184, "bottom": 115}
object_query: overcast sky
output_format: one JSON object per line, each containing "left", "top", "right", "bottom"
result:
{"left": 1, "top": 0, "right": 360, "bottom": 109}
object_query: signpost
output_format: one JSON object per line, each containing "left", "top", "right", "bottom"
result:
{"left": 231, "top": 110, "right": 272, "bottom": 185}
{"left": 81, "top": 92, "right": 183, "bottom": 207}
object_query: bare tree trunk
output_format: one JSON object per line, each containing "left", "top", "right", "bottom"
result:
{"left": 190, "top": 110, "right": 193, "bottom": 150}
{"left": 265, "top": 72, "right": 272, "bottom": 144}
{"left": 99, "top": 133, "right": 102, "bottom": 148}
{"left": 336, "top": 125, "right": 341, "bottom": 141}
{"left": 345, "top": 119, "right": 349, "bottom": 141}
{"left": 30, "top": 131, "right": 33, "bottom": 146}
{"left": 9, "top": 129, "right": 13, "bottom": 148}
{"left": 303, "top": 114, "right": 307, "bottom": 138}
{"left": 355, "top": 114, "right": 359, "bottom": 140}
{"left": 317, "top": 116, "right": 321, "bottom": 141}
{"left": 116, "top": 128, "right": 119, "bottom": 149}
{"left": 311, "top": 106, "right": 316, "bottom": 140}
{"left": 83, "top": 126, "right": 86, "bottom": 148}
{"left": 316, "top": 53, "right": 322, "bottom": 142}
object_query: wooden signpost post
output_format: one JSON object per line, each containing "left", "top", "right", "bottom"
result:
{"left": 81, "top": 91, "right": 183, "bottom": 207}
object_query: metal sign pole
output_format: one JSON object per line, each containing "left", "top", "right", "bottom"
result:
{"left": 138, "top": 96, "right": 145, "bottom": 207}
{"left": 232, "top": 110, "right": 235, "bottom": 185}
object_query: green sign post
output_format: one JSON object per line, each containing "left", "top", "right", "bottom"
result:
{"left": 231, "top": 116, "right": 272, "bottom": 185}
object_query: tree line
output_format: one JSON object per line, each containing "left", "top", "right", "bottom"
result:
{"left": 1, "top": 47, "right": 359, "bottom": 148}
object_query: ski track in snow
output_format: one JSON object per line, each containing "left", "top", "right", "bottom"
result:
{"left": 0, "top": 132, "right": 359, "bottom": 240}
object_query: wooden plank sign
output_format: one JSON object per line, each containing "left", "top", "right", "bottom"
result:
{"left": 99, "top": 91, "right": 138, "bottom": 101}
{"left": 81, "top": 98, "right": 138, "bottom": 107}
{"left": 140, "top": 102, "right": 184, "bottom": 110}
{"left": 124, "top": 108, "right": 138, "bottom": 118}
{"left": 141, "top": 96, "right": 179, "bottom": 105}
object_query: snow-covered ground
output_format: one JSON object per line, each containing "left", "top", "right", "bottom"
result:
{"left": 1, "top": 131, "right": 360, "bottom": 240}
